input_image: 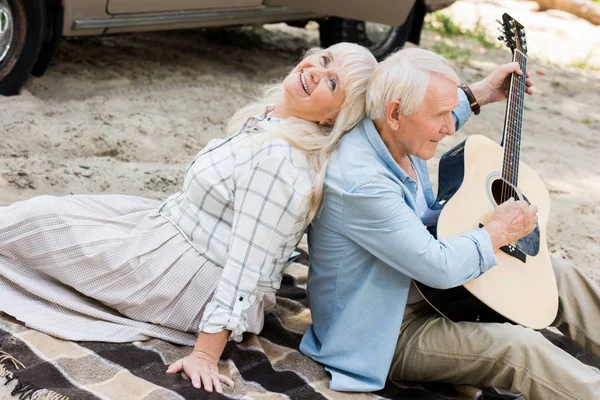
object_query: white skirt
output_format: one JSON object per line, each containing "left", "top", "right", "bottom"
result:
{"left": 0, "top": 194, "right": 274, "bottom": 345}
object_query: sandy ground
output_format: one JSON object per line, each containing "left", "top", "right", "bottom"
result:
{"left": 0, "top": 0, "right": 599, "bottom": 282}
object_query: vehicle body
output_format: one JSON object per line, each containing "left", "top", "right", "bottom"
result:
{"left": 0, "top": 0, "right": 456, "bottom": 96}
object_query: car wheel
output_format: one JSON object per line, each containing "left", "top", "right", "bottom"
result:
{"left": 0, "top": 0, "right": 45, "bottom": 96}
{"left": 32, "top": 0, "right": 62, "bottom": 77}
{"left": 319, "top": 6, "right": 416, "bottom": 60}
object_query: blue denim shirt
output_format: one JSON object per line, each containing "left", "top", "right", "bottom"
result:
{"left": 299, "top": 89, "right": 498, "bottom": 392}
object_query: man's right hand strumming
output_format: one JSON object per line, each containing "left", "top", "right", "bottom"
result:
{"left": 483, "top": 197, "right": 539, "bottom": 251}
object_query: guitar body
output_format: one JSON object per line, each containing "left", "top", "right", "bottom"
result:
{"left": 415, "top": 134, "right": 558, "bottom": 329}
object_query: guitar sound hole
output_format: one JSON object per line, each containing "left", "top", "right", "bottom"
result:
{"left": 491, "top": 178, "right": 520, "bottom": 205}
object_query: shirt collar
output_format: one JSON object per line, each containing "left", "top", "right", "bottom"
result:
{"left": 242, "top": 105, "right": 284, "bottom": 131}
{"left": 362, "top": 118, "right": 417, "bottom": 184}
{"left": 263, "top": 104, "right": 284, "bottom": 123}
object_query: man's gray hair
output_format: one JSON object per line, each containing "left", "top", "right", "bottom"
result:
{"left": 366, "top": 48, "right": 460, "bottom": 120}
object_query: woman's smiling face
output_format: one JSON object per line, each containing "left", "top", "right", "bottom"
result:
{"left": 280, "top": 51, "right": 346, "bottom": 124}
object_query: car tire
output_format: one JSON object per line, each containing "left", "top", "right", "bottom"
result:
{"left": 0, "top": 0, "right": 45, "bottom": 96}
{"left": 32, "top": 0, "right": 62, "bottom": 78}
{"left": 318, "top": 5, "right": 416, "bottom": 60}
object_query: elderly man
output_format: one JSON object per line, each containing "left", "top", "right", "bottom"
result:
{"left": 300, "top": 48, "right": 600, "bottom": 399}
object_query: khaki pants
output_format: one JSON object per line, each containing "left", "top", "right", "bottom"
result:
{"left": 390, "top": 258, "right": 600, "bottom": 400}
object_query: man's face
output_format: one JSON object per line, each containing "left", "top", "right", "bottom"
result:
{"left": 393, "top": 74, "right": 459, "bottom": 160}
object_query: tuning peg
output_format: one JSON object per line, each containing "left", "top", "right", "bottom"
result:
{"left": 498, "top": 35, "right": 505, "bottom": 41}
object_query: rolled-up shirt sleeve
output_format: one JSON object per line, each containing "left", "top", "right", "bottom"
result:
{"left": 199, "top": 154, "right": 305, "bottom": 339}
{"left": 341, "top": 182, "right": 497, "bottom": 289}
{"left": 453, "top": 88, "right": 472, "bottom": 131}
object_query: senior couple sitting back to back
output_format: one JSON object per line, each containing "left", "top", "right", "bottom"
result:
{"left": 1, "top": 43, "right": 598, "bottom": 399}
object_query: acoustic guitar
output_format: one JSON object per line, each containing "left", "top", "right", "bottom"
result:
{"left": 415, "top": 13, "right": 558, "bottom": 330}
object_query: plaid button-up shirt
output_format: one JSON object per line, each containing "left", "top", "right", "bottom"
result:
{"left": 160, "top": 109, "right": 312, "bottom": 338}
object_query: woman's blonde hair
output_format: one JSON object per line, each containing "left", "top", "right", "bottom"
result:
{"left": 366, "top": 47, "right": 460, "bottom": 119}
{"left": 226, "top": 42, "right": 377, "bottom": 226}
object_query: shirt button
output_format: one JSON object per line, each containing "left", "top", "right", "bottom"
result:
{"left": 239, "top": 297, "right": 243, "bottom": 301}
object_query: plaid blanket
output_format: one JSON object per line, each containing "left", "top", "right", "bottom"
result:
{"left": 1, "top": 248, "right": 598, "bottom": 400}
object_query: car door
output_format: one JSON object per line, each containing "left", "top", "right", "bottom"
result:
{"left": 263, "top": 0, "right": 417, "bottom": 26}
{"left": 107, "top": 0, "right": 262, "bottom": 15}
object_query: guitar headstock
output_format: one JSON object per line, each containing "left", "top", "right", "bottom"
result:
{"left": 498, "top": 13, "right": 527, "bottom": 55}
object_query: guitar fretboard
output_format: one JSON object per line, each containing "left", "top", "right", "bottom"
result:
{"left": 501, "top": 49, "right": 528, "bottom": 201}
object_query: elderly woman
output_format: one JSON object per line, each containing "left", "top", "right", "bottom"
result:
{"left": 0, "top": 42, "right": 377, "bottom": 393}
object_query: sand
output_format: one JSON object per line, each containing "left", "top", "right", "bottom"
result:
{"left": 0, "top": 0, "right": 598, "bottom": 280}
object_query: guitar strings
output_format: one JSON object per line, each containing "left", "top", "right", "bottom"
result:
{"left": 501, "top": 51, "right": 518, "bottom": 202}
{"left": 511, "top": 52, "right": 527, "bottom": 199}
{"left": 501, "top": 50, "right": 527, "bottom": 203}
{"left": 507, "top": 51, "right": 527, "bottom": 188}
{"left": 504, "top": 59, "right": 526, "bottom": 201}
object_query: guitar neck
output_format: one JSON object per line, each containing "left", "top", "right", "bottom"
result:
{"left": 501, "top": 49, "right": 528, "bottom": 190}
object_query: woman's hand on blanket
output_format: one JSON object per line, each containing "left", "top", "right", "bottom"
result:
{"left": 166, "top": 351, "right": 234, "bottom": 393}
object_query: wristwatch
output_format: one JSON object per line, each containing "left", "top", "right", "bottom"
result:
{"left": 459, "top": 85, "right": 481, "bottom": 115}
